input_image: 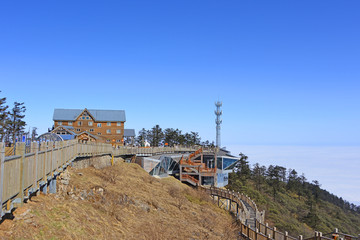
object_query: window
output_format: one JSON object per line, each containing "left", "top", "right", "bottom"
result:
{"left": 90, "top": 129, "right": 94, "bottom": 132}
{"left": 117, "top": 122, "right": 121, "bottom": 126}
{"left": 68, "top": 121, "right": 73, "bottom": 126}
{"left": 97, "top": 133, "right": 101, "bottom": 135}
{"left": 116, "top": 130, "right": 121, "bottom": 134}
{"left": 88, "top": 121, "right": 93, "bottom": 126}
{"left": 116, "top": 139, "right": 122, "bottom": 143}
{"left": 106, "top": 129, "right": 111, "bottom": 134}
{"left": 106, "top": 140, "right": 110, "bottom": 143}
{"left": 78, "top": 121, "right": 82, "bottom": 126}
{"left": 86, "top": 116, "right": 89, "bottom": 120}
{"left": 82, "top": 116, "right": 85, "bottom": 120}
{"left": 58, "top": 121, "right": 62, "bottom": 125}
{"left": 76, "top": 128, "right": 81, "bottom": 132}
{"left": 97, "top": 123, "right": 102, "bottom": 127}
{"left": 107, "top": 122, "right": 111, "bottom": 126}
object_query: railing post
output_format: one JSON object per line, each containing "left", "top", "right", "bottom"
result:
{"left": 273, "top": 227, "right": 277, "bottom": 239}
{"left": 298, "top": 235, "right": 303, "bottom": 240}
{"left": 0, "top": 142, "right": 5, "bottom": 217}
{"left": 285, "top": 231, "right": 288, "bottom": 240}
{"left": 265, "top": 222, "right": 268, "bottom": 236}
{"left": 18, "top": 142, "right": 25, "bottom": 206}
{"left": 31, "top": 142, "right": 39, "bottom": 191}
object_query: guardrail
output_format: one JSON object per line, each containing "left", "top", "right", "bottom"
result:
{"left": 0, "top": 140, "right": 199, "bottom": 220}
{"left": 200, "top": 186, "right": 359, "bottom": 240}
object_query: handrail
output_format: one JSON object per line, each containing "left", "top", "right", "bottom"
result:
{"left": 201, "top": 186, "right": 357, "bottom": 240}
{"left": 0, "top": 140, "right": 199, "bottom": 219}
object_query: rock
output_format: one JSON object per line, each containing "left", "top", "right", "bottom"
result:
{"left": 80, "top": 190, "right": 88, "bottom": 199}
{"left": 61, "top": 179, "right": 69, "bottom": 185}
{"left": 24, "top": 219, "right": 33, "bottom": 224}
{"left": 134, "top": 200, "right": 150, "bottom": 212}
{"left": 97, "top": 188, "right": 104, "bottom": 195}
{"left": 19, "top": 209, "right": 30, "bottom": 217}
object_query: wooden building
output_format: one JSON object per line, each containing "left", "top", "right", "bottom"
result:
{"left": 52, "top": 108, "right": 132, "bottom": 144}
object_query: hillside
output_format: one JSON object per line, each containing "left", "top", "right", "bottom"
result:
{"left": 0, "top": 161, "right": 238, "bottom": 240}
{"left": 227, "top": 160, "right": 360, "bottom": 238}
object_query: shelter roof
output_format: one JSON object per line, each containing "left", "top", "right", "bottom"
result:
{"left": 124, "top": 129, "right": 136, "bottom": 137}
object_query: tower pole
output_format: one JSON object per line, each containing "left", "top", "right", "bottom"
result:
{"left": 215, "top": 101, "right": 222, "bottom": 148}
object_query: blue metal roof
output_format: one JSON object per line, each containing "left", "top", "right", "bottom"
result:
{"left": 53, "top": 108, "right": 126, "bottom": 122}
{"left": 124, "top": 129, "right": 135, "bottom": 137}
{"left": 58, "top": 134, "right": 75, "bottom": 140}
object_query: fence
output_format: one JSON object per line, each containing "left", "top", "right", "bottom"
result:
{"left": 201, "top": 186, "right": 359, "bottom": 240}
{"left": 0, "top": 140, "right": 198, "bottom": 219}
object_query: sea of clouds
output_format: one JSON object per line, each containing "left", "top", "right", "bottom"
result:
{"left": 227, "top": 145, "right": 360, "bottom": 206}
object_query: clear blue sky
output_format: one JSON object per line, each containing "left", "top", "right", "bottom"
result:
{"left": 1, "top": 1, "right": 359, "bottom": 200}
{"left": 1, "top": 0, "right": 359, "bottom": 144}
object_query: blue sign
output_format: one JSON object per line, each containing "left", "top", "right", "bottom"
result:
{"left": 22, "top": 135, "right": 26, "bottom": 142}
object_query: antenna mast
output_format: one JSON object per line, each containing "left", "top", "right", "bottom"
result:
{"left": 215, "top": 101, "right": 222, "bottom": 147}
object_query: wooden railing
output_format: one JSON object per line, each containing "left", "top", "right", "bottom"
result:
{"left": 0, "top": 140, "right": 198, "bottom": 219}
{"left": 201, "top": 186, "right": 360, "bottom": 240}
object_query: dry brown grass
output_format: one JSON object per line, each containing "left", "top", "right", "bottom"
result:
{"left": 0, "top": 161, "right": 238, "bottom": 240}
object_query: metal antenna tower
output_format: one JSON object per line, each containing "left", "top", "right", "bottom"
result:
{"left": 215, "top": 101, "right": 222, "bottom": 147}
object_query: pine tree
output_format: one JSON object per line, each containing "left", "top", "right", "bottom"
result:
{"left": 7, "top": 102, "right": 26, "bottom": 144}
{"left": 148, "top": 125, "right": 164, "bottom": 147}
{"left": 31, "top": 127, "right": 38, "bottom": 141}
{"left": 0, "top": 91, "right": 9, "bottom": 142}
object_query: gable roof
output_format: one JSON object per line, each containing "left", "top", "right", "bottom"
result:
{"left": 124, "top": 129, "right": 136, "bottom": 137}
{"left": 53, "top": 108, "right": 126, "bottom": 122}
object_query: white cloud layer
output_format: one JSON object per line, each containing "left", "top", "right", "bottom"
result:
{"left": 227, "top": 145, "right": 360, "bottom": 205}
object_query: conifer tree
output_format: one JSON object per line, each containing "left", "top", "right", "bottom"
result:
{"left": 7, "top": 102, "right": 26, "bottom": 144}
{"left": 0, "top": 91, "right": 9, "bottom": 142}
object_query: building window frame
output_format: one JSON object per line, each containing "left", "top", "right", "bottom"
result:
{"left": 97, "top": 123, "right": 102, "bottom": 127}
{"left": 107, "top": 122, "right": 111, "bottom": 126}
{"left": 106, "top": 129, "right": 111, "bottom": 134}
{"left": 68, "top": 121, "right": 73, "bottom": 126}
{"left": 88, "top": 121, "right": 93, "bottom": 126}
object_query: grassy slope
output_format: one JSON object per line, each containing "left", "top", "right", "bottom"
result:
{"left": 228, "top": 181, "right": 360, "bottom": 238}
{"left": 0, "top": 162, "right": 238, "bottom": 240}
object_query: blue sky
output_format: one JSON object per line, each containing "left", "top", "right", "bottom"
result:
{"left": 1, "top": 1, "right": 359, "bottom": 202}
